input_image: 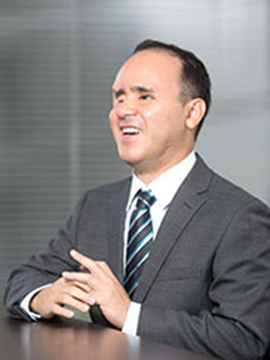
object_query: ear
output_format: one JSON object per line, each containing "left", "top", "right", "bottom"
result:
{"left": 185, "top": 98, "right": 206, "bottom": 130}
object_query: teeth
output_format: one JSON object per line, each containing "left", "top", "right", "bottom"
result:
{"left": 122, "top": 127, "right": 139, "bottom": 135}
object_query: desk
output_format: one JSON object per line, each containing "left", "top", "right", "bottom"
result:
{"left": 0, "top": 305, "right": 219, "bottom": 360}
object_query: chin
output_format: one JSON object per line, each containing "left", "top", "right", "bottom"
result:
{"left": 117, "top": 154, "right": 140, "bottom": 169}
{"left": 119, "top": 156, "right": 137, "bottom": 167}
{"left": 117, "top": 148, "right": 143, "bottom": 166}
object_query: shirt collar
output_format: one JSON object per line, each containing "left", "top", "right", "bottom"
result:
{"left": 126, "top": 151, "right": 197, "bottom": 211}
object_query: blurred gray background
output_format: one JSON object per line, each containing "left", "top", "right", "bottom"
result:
{"left": 0, "top": 0, "right": 269, "bottom": 301}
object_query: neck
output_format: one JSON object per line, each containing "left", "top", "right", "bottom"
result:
{"left": 134, "top": 150, "right": 194, "bottom": 185}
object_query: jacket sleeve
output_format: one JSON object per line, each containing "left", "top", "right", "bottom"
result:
{"left": 3, "top": 192, "right": 88, "bottom": 320}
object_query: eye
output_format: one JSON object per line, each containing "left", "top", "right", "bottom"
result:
{"left": 114, "top": 96, "right": 125, "bottom": 104}
{"left": 139, "top": 94, "right": 152, "bottom": 100}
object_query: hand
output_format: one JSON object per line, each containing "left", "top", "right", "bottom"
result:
{"left": 62, "top": 250, "right": 131, "bottom": 329}
{"left": 30, "top": 276, "right": 92, "bottom": 319}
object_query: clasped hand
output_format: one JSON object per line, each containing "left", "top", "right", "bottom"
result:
{"left": 30, "top": 250, "right": 131, "bottom": 329}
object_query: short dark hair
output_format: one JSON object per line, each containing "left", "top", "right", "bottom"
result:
{"left": 133, "top": 39, "right": 211, "bottom": 138}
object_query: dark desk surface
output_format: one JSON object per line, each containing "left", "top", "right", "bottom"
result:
{"left": 0, "top": 305, "right": 219, "bottom": 360}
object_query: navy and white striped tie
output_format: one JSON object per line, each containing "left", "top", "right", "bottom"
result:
{"left": 124, "top": 190, "right": 156, "bottom": 297}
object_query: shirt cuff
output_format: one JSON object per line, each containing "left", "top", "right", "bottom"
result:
{"left": 20, "top": 284, "right": 52, "bottom": 320}
{"left": 122, "top": 301, "right": 141, "bottom": 336}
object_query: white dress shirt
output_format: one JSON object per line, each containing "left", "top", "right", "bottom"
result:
{"left": 122, "top": 151, "right": 196, "bottom": 335}
{"left": 21, "top": 152, "right": 197, "bottom": 330}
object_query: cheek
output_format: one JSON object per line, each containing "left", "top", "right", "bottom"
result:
{"left": 143, "top": 103, "right": 163, "bottom": 118}
{"left": 143, "top": 105, "right": 170, "bottom": 134}
{"left": 108, "top": 109, "right": 118, "bottom": 132}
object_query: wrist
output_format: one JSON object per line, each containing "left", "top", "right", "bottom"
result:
{"left": 29, "top": 291, "right": 41, "bottom": 313}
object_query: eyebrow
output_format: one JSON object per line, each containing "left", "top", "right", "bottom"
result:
{"left": 112, "top": 88, "right": 125, "bottom": 98}
{"left": 112, "top": 86, "right": 155, "bottom": 98}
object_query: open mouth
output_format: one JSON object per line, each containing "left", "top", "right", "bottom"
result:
{"left": 121, "top": 127, "right": 140, "bottom": 136}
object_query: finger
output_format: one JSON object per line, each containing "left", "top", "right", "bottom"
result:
{"left": 54, "top": 280, "right": 95, "bottom": 307}
{"left": 62, "top": 271, "right": 92, "bottom": 283}
{"left": 96, "top": 261, "right": 115, "bottom": 280}
{"left": 68, "top": 285, "right": 96, "bottom": 307}
{"left": 70, "top": 250, "right": 97, "bottom": 273}
{"left": 61, "top": 276, "right": 92, "bottom": 291}
{"left": 70, "top": 250, "right": 113, "bottom": 281}
{"left": 62, "top": 271, "right": 98, "bottom": 292}
{"left": 74, "top": 281, "right": 91, "bottom": 293}
{"left": 60, "top": 274, "right": 92, "bottom": 292}
{"left": 80, "top": 264, "right": 88, "bottom": 272}
{"left": 69, "top": 284, "right": 95, "bottom": 306}
{"left": 52, "top": 304, "right": 75, "bottom": 319}
{"left": 59, "top": 293, "right": 91, "bottom": 313}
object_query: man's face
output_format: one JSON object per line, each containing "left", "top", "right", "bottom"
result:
{"left": 109, "top": 49, "right": 194, "bottom": 182}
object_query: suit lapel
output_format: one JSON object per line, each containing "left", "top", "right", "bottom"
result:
{"left": 107, "top": 178, "right": 131, "bottom": 282}
{"left": 132, "top": 155, "right": 214, "bottom": 303}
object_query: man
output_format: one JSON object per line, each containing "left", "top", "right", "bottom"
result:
{"left": 4, "top": 39, "right": 270, "bottom": 359}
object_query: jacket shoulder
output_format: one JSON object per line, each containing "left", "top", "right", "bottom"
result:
{"left": 195, "top": 154, "right": 269, "bottom": 210}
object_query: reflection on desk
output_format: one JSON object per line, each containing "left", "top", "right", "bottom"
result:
{"left": 0, "top": 305, "right": 219, "bottom": 360}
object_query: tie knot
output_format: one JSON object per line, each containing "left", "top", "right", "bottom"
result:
{"left": 136, "top": 190, "right": 156, "bottom": 209}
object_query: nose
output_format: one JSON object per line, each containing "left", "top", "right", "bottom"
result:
{"left": 114, "top": 99, "right": 138, "bottom": 118}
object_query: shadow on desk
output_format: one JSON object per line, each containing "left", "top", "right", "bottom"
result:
{"left": 2, "top": 309, "right": 270, "bottom": 360}
{"left": 0, "top": 306, "right": 220, "bottom": 360}
{"left": 27, "top": 320, "right": 129, "bottom": 360}
{"left": 1, "top": 308, "right": 270, "bottom": 360}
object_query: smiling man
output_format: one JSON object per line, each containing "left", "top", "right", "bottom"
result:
{"left": 4, "top": 40, "right": 270, "bottom": 360}
{"left": 110, "top": 49, "right": 203, "bottom": 183}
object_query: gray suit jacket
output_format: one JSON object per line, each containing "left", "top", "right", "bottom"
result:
{"left": 4, "top": 155, "right": 270, "bottom": 359}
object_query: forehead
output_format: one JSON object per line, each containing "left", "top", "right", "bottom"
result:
{"left": 112, "top": 50, "right": 181, "bottom": 90}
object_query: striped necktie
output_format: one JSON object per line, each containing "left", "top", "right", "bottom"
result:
{"left": 124, "top": 190, "right": 156, "bottom": 298}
